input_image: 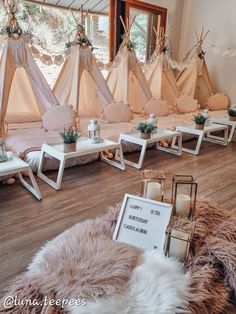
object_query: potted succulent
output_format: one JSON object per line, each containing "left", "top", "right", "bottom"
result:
{"left": 193, "top": 113, "right": 207, "bottom": 130}
{"left": 227, "top": 105, "right": 236, "bottom": 121}
{"left": 137, "top": 122, "right": 157, "bottom": 139}
{"left": 60, "top": 127, "right": 80, "bottom": 152}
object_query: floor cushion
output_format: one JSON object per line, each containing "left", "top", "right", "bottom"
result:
{"left": 42, "top": 105, "right": 76, "bottom": 131}
{"left": 103, "top": 103, "right": 132, "bottom": 123}
{"left": 144, "top": 99, "right": 170, "bottom": 117}
{"left": 206, "top": 93, "right": 229, "bottom": 111}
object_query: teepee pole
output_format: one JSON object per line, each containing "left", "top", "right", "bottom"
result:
{"left": 200, "top": 27, "right": 204, "bottom": 42}
{"left": 195, "top": 29, "right": 199, "bottom": 41}
{"left": 70, "top": 9, "right": 78, "bottom": 26}
{"left": 120, "top": 15, "right": 128, "bottom": 34}
{"left": 202, "top": 30, "right": 209, "bottom": 42}
{"left": 80, "top": 4, "right": 83, "bottom": 26}
{"left": 129, "top": 17, "right": 135, "bottom": 29}
{"left": 126, "top": 17, "right": 130, "bottom": 31}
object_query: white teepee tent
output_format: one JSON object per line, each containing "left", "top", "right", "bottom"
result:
{"left": 106, "top": 17, "right": 153, "bottom": 114}
{"left": 145, "top": 21, "right": 180, "bottom": 112}
{"left": 177, "top": 28, "right": 215, "bottom": 107}
{"left": 0, "top": 1, "right": 58, "bottom": 136}
{"left": 53, "top": 7, "right": 114, "bottom": 117}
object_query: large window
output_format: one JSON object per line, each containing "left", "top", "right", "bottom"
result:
{"left": 110, "top": 0, "right": 167, "bottom": 62}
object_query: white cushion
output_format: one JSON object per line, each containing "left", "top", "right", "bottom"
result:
{"left": 206, "top": 93, "right": 229, "bottom": 111}
{"left": 144, "top": 99, "right": 170, "bottom": 117}
{"left": 176, "top": 95, "right": 198, "bottom": 113}
{"left": 103, "top": 102, "right": 132, "bottom": 123}
{"left": 42, "top": 105, "right": 76, "bottom": 131}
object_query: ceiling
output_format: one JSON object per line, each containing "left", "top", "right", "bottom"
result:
{"left": 25, "top": 0, "right": 109, "bottom": 14}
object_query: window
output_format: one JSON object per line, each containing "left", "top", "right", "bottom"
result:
{"left": 85, "top": 13, "right": 110, "bottom": 64}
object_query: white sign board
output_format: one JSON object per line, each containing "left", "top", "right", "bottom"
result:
{"left": 113, "top": 194, "right": 172, "bottom": 251}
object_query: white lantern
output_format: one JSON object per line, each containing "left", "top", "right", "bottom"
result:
{"left": 0, "top": 138, "right": 8, "bottom": 162}
{"left": 202, "top": 109, "right": 210, "bottom": 126}
{"left": 147, "top": 114, "right": 158, "bottom": 133}
{"left": 230, "top": 104, "right": 236, "bottom": 111}
{"left": 88, "top": 120, "right": 101, "bottom": 143}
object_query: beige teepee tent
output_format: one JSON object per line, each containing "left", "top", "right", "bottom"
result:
{"left": 53, "top": 7, "right": 113, "bottom": 117}
{"left": 106, "top": 17, "right": 153, "bottom": 114}
{"left": 177, "top": 28, "right": 215, "bottom": 107}
{"left": 0, "top": 2, "right": 58, "bottom": 136}
{"left": 145, "top": 21, "right": 180, "bottom": 112}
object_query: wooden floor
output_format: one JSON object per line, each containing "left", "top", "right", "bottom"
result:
{"left": 0, "top": 140, "right": 236, "bottom": 297}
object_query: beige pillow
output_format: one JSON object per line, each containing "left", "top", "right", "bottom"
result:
{"left": 206, "top": 93, "right": 229, "bottom": 110}
{"left": 42, "top": 105, "right": 76, "bottom": 131}
{"left": 176, "top": 95, "right": 198, "bottom": 114}
{"left": 144, "top": 99, "right": 170, "bottom": 117}
{"left": 103, "top": 102, "right": 132, "bottom": 123}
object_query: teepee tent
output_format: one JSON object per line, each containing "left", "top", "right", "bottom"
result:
{"left": 0, "top": 1, "right": 58, "bottom": 136}
{"left": 177, "top": 28, "right": 215, "bottom": 107}
{"left": 53, "top": 7, "right": 113, "bottom": 117}
{"left": 106, "top": 17, "right": 153, "bottom": 114}
{"left": 145, "top": 20, "right": 180, "bottom": 112}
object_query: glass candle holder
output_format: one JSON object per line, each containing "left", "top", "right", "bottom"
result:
{"left": 164, "top": 220, "right": 195, "bottom": 263}
{"left": 141, "top": 169, "right": 165, "bottom": 202}
{"left": 171, "top": 175, "right": 198, "bottom": 219}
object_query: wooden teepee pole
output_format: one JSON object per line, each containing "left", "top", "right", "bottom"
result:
{"left": 120, "top": 15, "right": 128, "bottom": 34}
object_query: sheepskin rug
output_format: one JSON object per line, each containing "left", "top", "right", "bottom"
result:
{"left": 67, "top": 250, "right": 192, "bottom": 314}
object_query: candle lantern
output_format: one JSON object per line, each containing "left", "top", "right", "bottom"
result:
{"left": 171, "top": 175, "right": 197, "bottom": 219}
{"left": 147, "top": 114, "right": 158, "bottom": 133}
{"left": 202, "top": 109, "right": 211, "bottom": 126}
{"left": 164, "top": 221, "right": 195, "bottom": 263}
{"left": 141, "top": 169, "right": 165, "bottom": 202}
{"left": 87, "top": 119, "right": 101, "bottom": 143}
{"left": 0, "top": 138, "right": 8, "bottom": 162}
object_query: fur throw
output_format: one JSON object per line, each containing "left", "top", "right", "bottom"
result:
{"left": 67, "top": 250, "right": 192, "bottom": 314}
{"left": 0, "top": 202, "right": 236, "bottom": 314}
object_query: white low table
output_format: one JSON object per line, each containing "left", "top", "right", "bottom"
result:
{"left": 173, "top": 124, "right": 228, "bottom": 155}
{"left": 37, "top": 138, "right": 125, "bottom": 190}
{"left": 0, "top": 152, "right": 41, "bottom": 200}
{"left": 211, "top": 117, "right": 236, "bottom": 142}
{"left": 118, "top": 130, "right": 182, "bottom": 169}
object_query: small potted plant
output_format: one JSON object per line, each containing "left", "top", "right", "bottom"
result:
{"left": 137, "top": 122, "right": 157, "bottom": 139}
{"left": 227, "top": 105, "right": 236, "bottom": 121}
{"left": 60, "top": 127, "right": 80, "bottom": 152}
{"left": 193, "top": 113, "right": 207, "bottom": 130}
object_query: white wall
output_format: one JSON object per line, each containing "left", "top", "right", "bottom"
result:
{"left": 143, "top": 0, "right": 185, "bottom": 59}
{"left": 180, "top": 0, "right": 236, "bottom": 102}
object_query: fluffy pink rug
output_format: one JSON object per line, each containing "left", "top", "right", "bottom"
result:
{"left": 0, "top": 202, "right": 236, "bottom": 314}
